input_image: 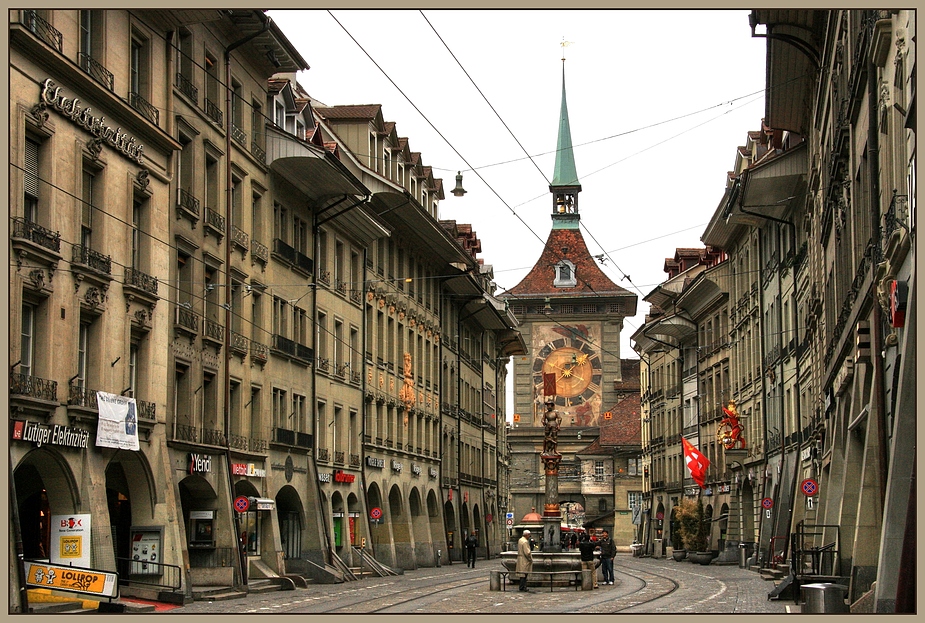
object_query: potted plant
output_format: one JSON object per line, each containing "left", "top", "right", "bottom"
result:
{"left": 670, "top": 508, "right": 686, "bottom": 561}
{"left": 677, "top": 498, "right": 712, "bottom": 564}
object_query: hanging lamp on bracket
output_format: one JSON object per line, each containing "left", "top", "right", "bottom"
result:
{"left": 451, "top": 171, "right": 467, "bottom": 197}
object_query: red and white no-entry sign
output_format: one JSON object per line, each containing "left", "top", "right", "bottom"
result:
{"left": 761, "top": 497, "right": 773, "bottom": 509}
{"left": 234, "top": 496, "right": 250, "bottom": 513}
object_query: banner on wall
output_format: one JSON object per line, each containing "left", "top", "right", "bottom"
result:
{"left": 95, "top": 391, "right": 139, "bottom": 451}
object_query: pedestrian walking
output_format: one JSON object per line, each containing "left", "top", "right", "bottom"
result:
{"left": 464, "top": 532, "right": 478, "bottom": 568}
{"left": 577, "top": 533, "right": 599, "bottom": 588}
{"left": 516, "top": 530, "right": 534, "bottom": 592}
{"left": 598, "top": 530, "right": 616, "bottom": 585}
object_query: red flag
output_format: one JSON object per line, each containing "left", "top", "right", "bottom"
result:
{"left": 543, "top": 372, "right": 557, "bottom": 396}
{"left": 681, "top": 436, "right": 710, "bottom": 488}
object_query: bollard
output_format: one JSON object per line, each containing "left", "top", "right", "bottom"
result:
{"left": 436, "top": 549, "right": 442, "bottom": 567}
{"left": 581, "top": 569, "right": 593, "bottom": 591}
{"left": 489, "top": 570, "right": 501, "bottom": 591}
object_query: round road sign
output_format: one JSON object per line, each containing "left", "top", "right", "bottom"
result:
{"left": 761, "top": 497, "right": 773, "bottom": 509}
{"left": 234, "top": 496, "right": 250, "bottom": 513}
{"left": 506, "top": 518, "right": 514, "bottom": 526}
{"left": 370, "top": 507, "right": 383, "bottom": 520}
{"left": 800, "top": 478, "right": 818, "bottom": 496}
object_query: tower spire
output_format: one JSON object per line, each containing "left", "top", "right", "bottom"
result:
{"left": 551, "top": 38, "right": 581, "bottom": 220}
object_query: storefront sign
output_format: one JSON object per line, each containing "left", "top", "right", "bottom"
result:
{"left": 25, "top": 562, "right": 118, "bottom": 598}
{"left": 188, "top": 453, "right": 212, "bottom": 474}
{"left": 366, "top": 456, "right": 385, "bottom": 468}
{"left": 189, "top": 510, "right": 214, "bottom": 520}
{"left": 231, "top": 463, "right": 266, "bottom": 477}
{"left": 96, "top": 391, "right": 139, "bottom": 451}
{"left": 429, "top": 467, "right": 438, "bottom": 479}
{"left": 51, "top": 514, "right": 92, "bottom": 568}
{"left": 39, "top": 79, "right": 146, "bottom": 164}
{"left": 11, "top": 420, "right": 90, "bottom": 449}
{"left": 411, "top": 463, "right": 422, "bottom": 476}
{"left": 255, "top": 498, "right": 275, "bottom": 511}
{"left": 318, "top": 472, "right": 332, "bottom": 483}
{"left": 333, "top": 470, "right": 356, "bottom": 484}
{"left": 717, "top": 484, "right": 731, "bottom": 494}
{"left": 391, "top": 460, "right": 403, "bottom": 472}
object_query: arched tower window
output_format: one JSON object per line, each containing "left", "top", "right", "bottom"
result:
{"left": 554, "top": 260, "right": 577, "bottom": 287}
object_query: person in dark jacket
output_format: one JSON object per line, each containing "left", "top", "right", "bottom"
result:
{"left": 577, "top": 533, "right": 599, "bottom": 588}
{"left": 464, "top": 532, "right": 478, "bottom": 568}
{"left": 598, "top": 530, "right": 617, "bottom": 585}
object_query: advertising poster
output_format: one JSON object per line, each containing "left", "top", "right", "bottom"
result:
{"left": 50, "top": 514, "right": 92, "bottom": 568}
{"left": 95, "top": 391, "right": 139, "bottom": 451}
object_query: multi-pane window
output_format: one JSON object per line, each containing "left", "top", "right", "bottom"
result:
{"left": 272, "top": 297, "right": 288, "bottom": 338}
{"left": 129, "top": 33, "right": 148, "bottom": 99}
{"left": 128, "top": 344, "right": 138, "bottom": 398}
{"left": 273, "top": 202, "right": 288, "bottom": 243}
{"left": 293, "top": 216, "right": 308, "bottom": 254}
{"left": 81, "top": 167, "right": 95, "bottom": 248}
{"left": 252, "top": 192, "right": 263, "bottom": 241}
{"left": 204, "top": 154, "right": 219, "bottom": 211}
{"left": 275, "top": 101, "right": 285, "bottom": 127}
{"left": 333, "top": 319, "right": 343, "bottom": 373}
{"left": 316, "top": 311, "right": 328, "bottom": 363}
{"left": 77, "top": 321, "right": 89, "bottom": 388}
{"left": 131, "top": 198, "right": 143, "bottom": 269}
{"left": 594, "top": 461, "right": 605, "bottom": 481}
{"left": 292, "top": 394, "right": 306, "bottom": 433}
{"left": 272, "top": 387, "right": 287, "bottom": 431}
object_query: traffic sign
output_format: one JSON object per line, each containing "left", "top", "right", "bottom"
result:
{"left": 761, "top": 497, "right": 774, "bottom": 509}
{"left": 234, "top": 496, "right": 250, "bottom": 513}
{"left": 486, "top": 513, "right": 493, "bottom": 523}
{"left": 800, "top": 478, "right": 818, "bottom": 496}
{"left": 506, "top": 518, "right": 514, "bottom": 526}
{"left": 370, "top": 506, "right": 383, "bottom": 520}
{"left": 506, "top": 512, "right": 514, "bottom": 520}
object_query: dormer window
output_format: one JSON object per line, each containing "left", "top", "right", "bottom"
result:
{"left": 554, "top": 260, "right": 576, "bottom": 287}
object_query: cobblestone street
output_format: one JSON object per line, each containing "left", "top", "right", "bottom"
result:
{"left": 166, "top": 553, "right": 796, "bottom": 615}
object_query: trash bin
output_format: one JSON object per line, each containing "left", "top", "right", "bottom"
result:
{"left": 739, "top": 542, "right": 748, "bottom": 568}
{"left": 631, "top": 543, "right": 643, "bottom": 558}
{"left": 801, "top": 583, "right": 849, "bottom": 613}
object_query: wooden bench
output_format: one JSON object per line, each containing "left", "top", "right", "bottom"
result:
{"left": 498, "top": 570, "right": 584, "bottom": 592}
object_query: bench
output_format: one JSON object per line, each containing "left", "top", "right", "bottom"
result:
{"left": 495, "top": 569, "right": 584, "bottom": 592}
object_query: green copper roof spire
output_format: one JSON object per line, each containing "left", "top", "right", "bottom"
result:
{"left": 551, "top": 60, "right": 579, "bottom": 187}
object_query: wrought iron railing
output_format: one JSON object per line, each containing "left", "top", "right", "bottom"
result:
{"left": 204, "top": 207, "right": 225, "bottom": 235}
{"left": 251, "top": 135, "right": 265, "bottom": 163}
{"left": 231, "top": 123, "right": 247, "bottom": 148}
{"left": 79, "top": 52, "right": 114, "bottom": 91}
{"left": 334, "top": 451, "right": 345, "bottom": 464}
{"left": 72, "top": 245, "right": 112, "bottom": 274}
{"left": 68, "top": 383, "right": 98, "bottom": 409}
{"left": 10, "top": 373, "right": 57, "bottom": 401}
{"left": 251, "top": 239, "right": 268, "bottom": 264}
{"left": 250, "top": 340, "right": 268, "bottom": 363}
{"left": 231, "top": 331, "right": 248, "bottom": 354}
{"left": 21, "top": 11, "right": 62, "bottom": 51}
{"left": 114, "top": 556, "right": 181, "bottom": 590}
{"left": 273, "top": 238, "right": 297, "bottom": 264}
{"left": 272, "top": 334, "right": 296, "bottom": 357}
{"left": 124, "top": 267, "right": 158, "bottom": 295}
{"left": 128, "top": 91, "right": 159, "bottom": 125}
{"left": 203, "top": 318, "right": 224, "bottom": 342}
{"left": 175, "top": 306, "right": 199, "bottom": 333}
{"left": 12, "top": 218, "right": 61, "bottom": 253}
{"left": 350, "top": 453, "right": 361, "bottom": 467}
{"left": 201, "top": 427, "right": 226, "bottom": 446}
{"left": 336, "top": 279, "right": 347, "bottom": 295}
{"left": 175, "top": 72, "right": 198, "bottom": 104}
{"left": 318, "top": 270, "right": 331, "bottom": 286}
{"left": 231, "top": 225, "right": 248, "bottom": 251}
{"left": 173, "top": 423, "right": 199, "bottom": 443}
{"left": 137, "top": 399, "right": 156, "bottom": 422}
{"left": 203, "top": 98, "right": 223, "bottom": 125}
{"left": 177, "top": 188, "right": 200, "bottom": 218}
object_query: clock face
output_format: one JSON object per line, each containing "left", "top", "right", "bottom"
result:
{"left": 533, "top": 336, "right": 602, "bottom": 406}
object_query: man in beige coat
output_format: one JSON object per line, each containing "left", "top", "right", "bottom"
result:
{"left": 516, "top": 530, "right": 534, "bottom": 592}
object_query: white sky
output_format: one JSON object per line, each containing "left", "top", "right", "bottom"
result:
{"left": 268, "top": 9, "right": 768, "bottom": 419}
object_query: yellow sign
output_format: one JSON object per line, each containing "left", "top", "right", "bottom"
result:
{"left": 59, "top": 536, "right": 81, "bottom": 559}
{"left": 513, "top": 414, "right": 521, "bottom": 422}
{"left": 25, "top": 562, "right": 118, "bottom": 598}
{"left": 604, "top": 411, "right": 613, "bottom": 420}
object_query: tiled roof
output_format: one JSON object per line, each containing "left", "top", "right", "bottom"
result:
{"left": 505, "top": 227, "right": 633, "bottom": 298}
{"left": 598, "top": 392, "right": 641, "bottom": 447}
{"left": 314, "top": 104, "right": 381, "bottom": 121}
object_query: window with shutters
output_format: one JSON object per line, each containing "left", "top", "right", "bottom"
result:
{"left": 23, "top": 138, "right": 39, "bottom": 222}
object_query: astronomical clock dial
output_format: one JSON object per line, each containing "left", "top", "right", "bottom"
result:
{"left": 532, "top": 335, "right": 602, "bottom": 407}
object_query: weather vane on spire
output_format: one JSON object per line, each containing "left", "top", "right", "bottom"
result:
{"left": 560, "top": 37, "right": 573, "bottom": 62}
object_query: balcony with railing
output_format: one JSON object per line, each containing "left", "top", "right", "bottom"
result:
{"left": 128, "top": 91, "right": 159, "bottom": 126}
{"left": 317, "top": 448, "right": 330, "bottom": 462}
{"left": 203, "top": 98, "right": 223, "bottom": 125}
{"left": 10, "top": 373, "right": 58, "bottom": 417}
{"left": 251, "top": 134, "right": 265, "bottom": 164}
{"left": 198, "top": 317, "right": 222, "bottom": 348}
{"left": 124, "top": 267, "right": 158, "bottom": 299}
{"left": 250, "top": 239, "right": 269, "bottom": 265}
{"left": 12, "top": 218, "right": 61, "bottom": 263}
{"left": 79, "top": 52, "right": 114, "bottom": 91}
{"left": 72, "top": 245, "right": 112, "bottom": 277}
{"left": 230, "top": 331, "right": 248, "bottom": 357}
{"left": 176, "top": 188, "right": 201, "bottom": 224}
{"left": 204, "top": 207, "right": 225, "bottom": 241}
{"left": 175, "top": 72, "right": 198, "bottom": 104}
{"left": 336, "top": 279, "right": 347, "bottom": 296}
{"left": 250, "top": 340, "right": 269, "bottom": 365}
{"left": 272, "top": 427, "right": 312, "bottom": 449}
{"left": 20, "top": 11, "right": 62, "bottom": 51}
{"left": 231, "top": 226, "right": 249, "bottom": 253}
{"left": 318, "top": 269, "right": 331, "bottom": 287}
{"left": 334, "top": 451, "right": 345, "bottom": 465}
{"left": 231, "top": 123, "right": 247, "bottom": 149}
{"left": 174, "top": 305, "right": 199, "bottom": 336}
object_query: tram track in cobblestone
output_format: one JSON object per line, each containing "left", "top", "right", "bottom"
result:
{"left": 567, "top": 560, "right": 680, "bottom": 612}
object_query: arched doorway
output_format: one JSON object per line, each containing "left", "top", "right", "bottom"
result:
{"left": 388, "top": 484, "right": 413, "bottom": 569}
{"left": 408, "top": 487, "right": 430, "bottom": 566}
{"left": 331, "top": 491, "right": 346, "bottom": 552}
{"left": 443, "top": 498, "right": 458, "bottom": 561}
{"left": 471, "top": 503, "right": 482, "bottom": 554}
{"left": 105, "top": 450, "right": 157, "bottom": 579}
{"left": 14, "top": 449, "right": 79, "bottom": 561}
{"left": 719, "top": 502, "right": 730, "bottom": 553}
{"left": 275, "top": 485, "right": 303, "bottom": 563}
{"left": 704, "top": 503, "right": 714, "bottom": 551}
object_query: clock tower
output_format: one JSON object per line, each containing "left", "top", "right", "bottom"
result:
{"left": 500, "top": 55, "right": 637, "bottom": 528}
